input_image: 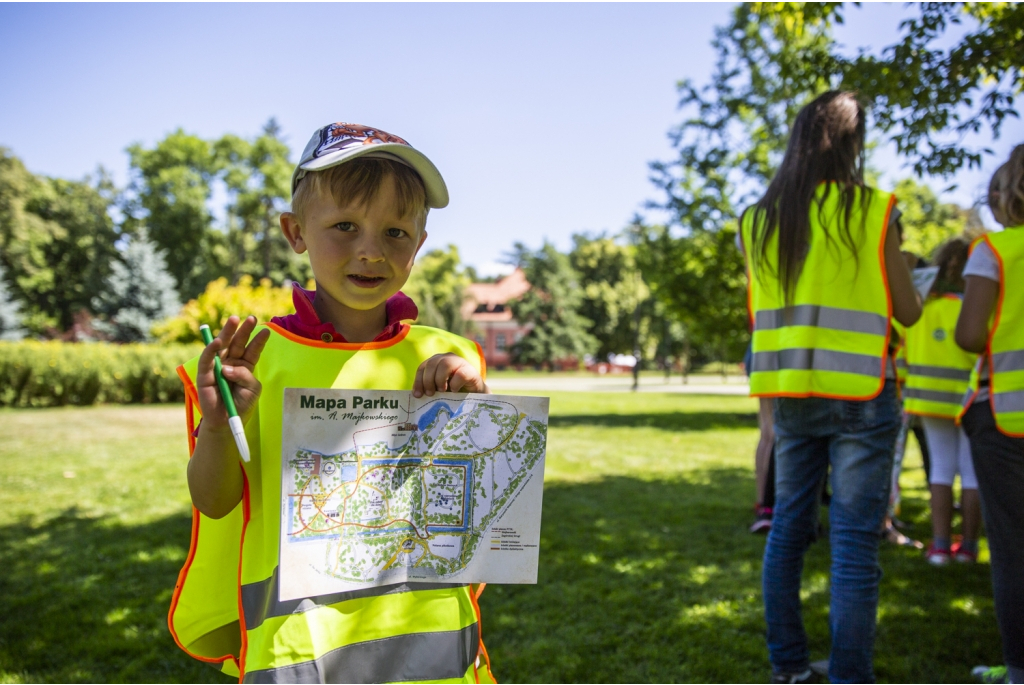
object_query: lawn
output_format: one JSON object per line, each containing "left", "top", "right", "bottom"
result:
{"left": 0, "top": 394, "right": 1003, "bottom": 683}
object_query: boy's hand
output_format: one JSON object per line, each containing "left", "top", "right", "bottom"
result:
{"left": 196, "top": 315, "right": 271, "bottom": 429}
{"left": 413, "top": 353, "right": 488, "bottom": 397}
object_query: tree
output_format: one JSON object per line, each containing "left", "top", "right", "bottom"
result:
{"left": 510, "top": 242, "right": 597, "bottom": 368}
{"left": 403, "top": 244, "right": 470, "bottom": 334}
{"left": 92, "top": 230, "right": 181, "bottom": 342}
{"left": 568, "top": 232, "right": 657, "bottom": 360}
{"left": 217, "top": 119, "right": 308, "bottom": 285}
{"left": 0, "top": 263, "right": 24, "bottom": 340}
{"left": 125, "top": 130, "right": 228, "bottom": 301}
{"left": 637, "top": 222, "right": 749, "bottom": 367}
{"left": 646, "top": 3, "right": 1019, "bottom": 363}
{"left": 893, "top": 178, "right": 972, "bottom": 259}
{"left": 0, "top": 149, "right": 120, "bottom": 334}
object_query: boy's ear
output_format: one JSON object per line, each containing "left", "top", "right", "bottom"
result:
{"left": 414, "top": 229, "right": 428, "bottom": 259}
{"left": 280, "top": 212, "right": 307, "bottom": 254}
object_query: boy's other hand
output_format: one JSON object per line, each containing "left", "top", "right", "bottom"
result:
{"left": 196, "top": 315, "right": 271, "bottom": 429}
{"left": 413, "top": 353, "right": 488, "bottom": 398}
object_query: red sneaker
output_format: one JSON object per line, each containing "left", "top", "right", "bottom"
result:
{"left": 926, "top": 544, "right": 951, "bottom": 566}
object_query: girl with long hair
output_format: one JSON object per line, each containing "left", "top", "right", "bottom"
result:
{"left": 739, "top": 91, "right": 921, "bottom": 683}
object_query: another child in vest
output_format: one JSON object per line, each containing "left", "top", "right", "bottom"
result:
{"left": 956, "top": 144, "right": 1024, "bottom": 685}
{"left": 170, "top": 123, "right": 496, "bottom": 684}
{"left": 900, "top": 238, "right": 981, "bottom": 565}
{"left": 739, "top": 91, "right": 922, "bottom": 684}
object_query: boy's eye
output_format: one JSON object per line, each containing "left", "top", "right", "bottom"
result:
{"left": 386, "top": 227, "right": 407, "bottom": 238}
{"left": 333, "top": 222, "right": 356, "bottom": 232}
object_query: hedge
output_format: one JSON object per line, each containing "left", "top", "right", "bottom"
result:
{"left": 0, "top": 341, "right": 203, "bottom": 407}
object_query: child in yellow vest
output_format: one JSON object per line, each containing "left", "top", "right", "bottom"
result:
{"left": 899, "top": 238, "right": 981, "bottom": 565}
{"left": 170, "top": 122, "right": 496, "bottom": 683}
{"left": 956, "top": 144, "right": 1024, "bottom": 685}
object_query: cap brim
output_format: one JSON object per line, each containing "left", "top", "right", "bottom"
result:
{"left": 294, "top": 143, "right": 449, "bottom": 209}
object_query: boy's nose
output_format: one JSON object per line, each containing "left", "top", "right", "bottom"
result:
{"left": 355, "top": 233, "right": 386, "bottom": 261}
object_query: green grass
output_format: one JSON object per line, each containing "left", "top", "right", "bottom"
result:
{"left": 0, "top": 395, "right": 1003, "bottom": 683}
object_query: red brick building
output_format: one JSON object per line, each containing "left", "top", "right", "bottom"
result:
{"left": 461, "top": 269, "right": 532, "bottom": 369}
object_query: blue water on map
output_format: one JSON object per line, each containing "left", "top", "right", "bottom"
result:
{"left": 416, "top": 401, "right": 466, "bottom": 431}
{"left": 337, "top": 463, "right": 357, "bottom": 481}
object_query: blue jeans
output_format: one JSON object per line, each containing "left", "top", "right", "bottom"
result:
{"left": 763, "top": 381, "right": 900, "bottom": 684}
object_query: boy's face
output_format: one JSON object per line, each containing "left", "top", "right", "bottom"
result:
{"left": 282, "top": 175, "right": 427, "bottom": 313}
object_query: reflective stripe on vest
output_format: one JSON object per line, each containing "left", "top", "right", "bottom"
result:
{"left": 742, "top": 184, "right": 893, "bottom": 399}
{"left": 244, "top": 624, "right": 479, "bottom": 684}
{"left": 958, "top": 229, "right": 1024, "bottom": 436}
{"left": 169, "top": 324, "right": 491, "bottom": 683}
{"left": 903, "top": 295, "right": 977, "bottom": 419}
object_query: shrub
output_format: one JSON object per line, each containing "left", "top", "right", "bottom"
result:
{"left": 153, "top": 275, "right": 301, "bottom": 343}
{"left": 0, "top": 341, "right": 203, "bottom": 407}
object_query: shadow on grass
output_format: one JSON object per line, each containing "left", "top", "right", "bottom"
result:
{"left": 548, "top": 412, "right": 758, "bottom": 432}
{"left": 482, "top": 474, "right": 1002, "bottom": 684}
{"left": 0, "top": 474, "right": 1002, "bottom": 683}
{"left": 0, "top": 510, "right": 223, "bottom": 683}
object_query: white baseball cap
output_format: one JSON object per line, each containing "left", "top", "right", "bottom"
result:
{"left": 291, "top": 122, "right": 449, "bottom": 208}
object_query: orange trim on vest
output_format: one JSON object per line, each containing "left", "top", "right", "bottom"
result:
{"left": 236, "top": 473, "right": 252, "bottom": 683}
{"left": 176, "top": 365, "right": 199, "bottom": 453}
{"left": 167, "top": 368, "right": 238, "bottom": 671}
{"left": 473, "top": 341, "right": 488, "bottom": 383}
{"left": 264, "top": 321, "right": 411, "bottom": 350}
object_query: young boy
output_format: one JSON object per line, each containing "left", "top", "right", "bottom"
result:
{"left": 169, "top": 122, "right": 495, "bottom": 684}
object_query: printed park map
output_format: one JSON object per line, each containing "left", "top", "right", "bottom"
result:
{"left": 279, "top": 389, "right": 549, "bottom": 601}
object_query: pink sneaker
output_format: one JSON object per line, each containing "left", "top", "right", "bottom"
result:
{"left": 749, "top": 506, "right": 773, "bottom": 534}
{"left": 926, "top": 544, "right": 951, "bottom": 566}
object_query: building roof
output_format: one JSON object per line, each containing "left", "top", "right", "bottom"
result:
{"left": 462, "top": 268, "right": 531, "bottom": 322}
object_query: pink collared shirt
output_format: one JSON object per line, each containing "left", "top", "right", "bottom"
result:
{"left": 192, "top": 284, "right": 418, "bottom": 438}
{"left": 271, "top": 282, "right": 419, "bottom": 343}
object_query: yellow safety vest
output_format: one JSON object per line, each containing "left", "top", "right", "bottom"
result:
{"left": 902, "top": 294, "right": 976, "bottom": 418}
{"left": 741, "top": 184, "right": 895, "bottom": 399}
{"left": 169, "top": 323, "right": 496, "bottom": 684}
{"left": 959, "top": 228, "right": 1024, "bottom": 436}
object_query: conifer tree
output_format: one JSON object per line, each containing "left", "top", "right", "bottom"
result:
{"left": 93, "top": 230, "right": 181, "bottom": 342}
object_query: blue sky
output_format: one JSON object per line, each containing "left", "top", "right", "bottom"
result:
{"left": 2, "top": 3, "right": 1021, "bottom": 276}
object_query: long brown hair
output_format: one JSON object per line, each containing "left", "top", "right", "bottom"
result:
{"left": 929, "top": 237, "right": 969, "bottom": 296}
{"left": 745, "top": 91, "right": 870, "bottom": 301}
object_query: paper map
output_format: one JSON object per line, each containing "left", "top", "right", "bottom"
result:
{"left": 279, "top": 388, "right": 549, "bottom": 601}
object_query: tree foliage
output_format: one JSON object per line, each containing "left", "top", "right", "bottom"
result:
{"left": 638, "top": 223, "right": 749, "bottom": 365}
{"left": 125, "top": 130, "right": 227, "bottom": 301}
{"left": 510, "top": 242, "right": 597, "bottom": 367}
{"left": 893, "top": 178, "right": 974, "bottom": 260}
{"left": 644, "top": 2, "right": 1019, "bottom": 362}
{"left": 0, "top": 149, "right": 120, "bottom": 335}
{"left": 403, "top": 244, "right": 470, "bottom": 335}
{"left": 217, "top": 119, "right": 310, "bottom": 286}
{"left": 568, "top": 233, "right": 662, "bottom": 361}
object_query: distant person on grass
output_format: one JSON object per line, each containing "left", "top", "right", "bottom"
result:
{"left": 169, "top": 123, "right": 495, "bottom": 684}
{"left": 956, "top": 144, "right": 1024, "bottom": 685}
{"left": 739, "top": 91, "right": 922, "bottom": 683}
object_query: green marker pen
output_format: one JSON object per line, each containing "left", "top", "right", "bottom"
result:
{"left": 199, "top": 324, "right": 251, "bottom": 462}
